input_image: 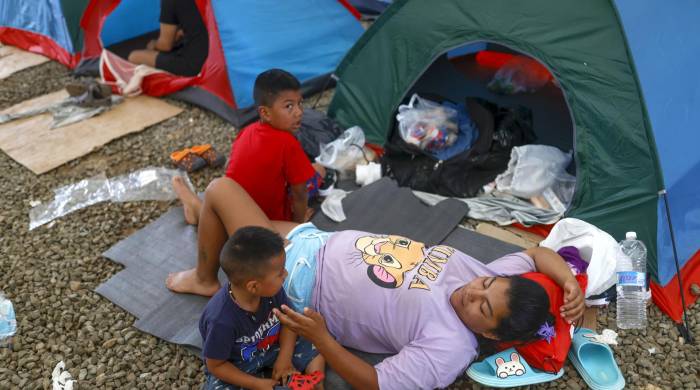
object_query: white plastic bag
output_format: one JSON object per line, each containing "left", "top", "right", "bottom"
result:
{"left": 355, "top": 162, "right": 382, "bottom": 187}
{"left": 495, "top": 145, "right": 572, "bottom": 199}
{"left": 396, "top": 94, "right": 458, "bottom": 151}
{"left": 315, "top": 126, "right": 366, "bottom": 173}
{"left": 540, "top": 218, "right": 622, "bottom": 297}
{"left": 320, "top": 189, "right": 348, "bottom": 222}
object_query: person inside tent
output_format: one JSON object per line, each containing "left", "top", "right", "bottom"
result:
{"left": 127, "top": 0, "right": 209, "bottom": 77}
{"left": 166, "top": 177, "right": 585, "bottom": 390}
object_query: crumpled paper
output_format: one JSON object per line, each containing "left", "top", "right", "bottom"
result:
{"left": 582, "top": 329, "right": 618, "bottom": 345}
{"left": 52, "top": 361, "right": 75, "bottom": 390}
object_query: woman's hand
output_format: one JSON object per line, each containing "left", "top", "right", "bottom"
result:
{"left": 273, "top": 305, "right": 329, "bottom": 344}
{"left": 271, "top": 358, "right": 298, "bottom": 386}
{"left": 560, "top": 279, "right": 585, "bottom": 324}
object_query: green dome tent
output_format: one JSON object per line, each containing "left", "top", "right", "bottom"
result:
{"left": 328, "top": 0, "right": 700, "bottom": 333}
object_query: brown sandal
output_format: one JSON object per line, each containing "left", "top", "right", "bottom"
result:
{"left": 191, "top": 144, "right": 226, "bottom": 168}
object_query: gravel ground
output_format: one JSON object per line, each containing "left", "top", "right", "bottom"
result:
{"left": 1, "top": 61, "right": 698, "bottom": 389}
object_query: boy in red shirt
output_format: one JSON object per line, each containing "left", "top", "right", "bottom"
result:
{"left": 173, "top": 69, "right": 323, "bottom": 224}
{"left": 225, "top": 69, "right": 323, "bottom": 223}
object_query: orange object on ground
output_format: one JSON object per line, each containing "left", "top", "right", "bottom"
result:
{"left": 511, "top": 222, "right": 554, "bottom": 238}
{"left": 191, "top": 144, "right": 226, "bottom": 168}
{"left": 170, "top": 147, "right": 207, "bottom": 173}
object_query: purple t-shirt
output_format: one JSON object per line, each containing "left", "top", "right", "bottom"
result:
{"left": 312, "top": 230, "right": 535, "bottom": 390}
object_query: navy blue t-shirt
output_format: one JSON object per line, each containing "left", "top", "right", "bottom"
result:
{"left": 199, "top": 285, "right": 288, "bottom": 368}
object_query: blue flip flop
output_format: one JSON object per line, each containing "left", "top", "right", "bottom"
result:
{"left": 568, "top": 328, "right": 625, "bottom": 390}
{"left": 466, "top": 348, "right": 564, "bottom": 388}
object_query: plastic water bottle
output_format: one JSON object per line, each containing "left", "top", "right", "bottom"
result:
{"left": 0, "top": 292, "right": 17, "bottom": 349}
{"left": 616, "top": 232, "right": 647, "bottom": 329}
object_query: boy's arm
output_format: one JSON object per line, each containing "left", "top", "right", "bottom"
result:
{"left": 154, "top": 23, "right": 178, "bottom": 52}
{"left": 272, "top": 326, "right": 299, "bottom": 383}
{"left": 289, "top": 183, "right": 308, "bottom": 223}
{"left": 524, "top": 247, "right": 585, "bottom": 323}
{"left": 206, "top": 358, "right": 277, "bottom": 390}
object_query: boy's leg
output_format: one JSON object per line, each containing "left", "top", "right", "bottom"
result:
{"left": 172, "top": 176, "right": 202, "bottom": 225}
{"left": 166, "top": 177, "right": 278, "bottom": 296}
{"left": 291, "top": 339, "right": 325, "bottom": 390}
{"left": 305, "top": 355, "right": 326, "bottom": 390}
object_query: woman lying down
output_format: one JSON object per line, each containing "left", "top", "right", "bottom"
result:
{"left": 167, "top": 176, "right": 584, "bottom": 390}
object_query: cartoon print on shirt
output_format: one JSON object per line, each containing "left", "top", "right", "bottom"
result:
{"left": 354, "top": 234, "right": 425, "bottom": 288}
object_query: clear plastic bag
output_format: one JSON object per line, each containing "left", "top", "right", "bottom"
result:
{"left": 487, "top": 56, "right": 552, "bottom": 95}
{"left": 0, "top": 292, "right": 16, "bottom": 349}
{"left": 495, "top": 145, "right": 572, "bottom": 199}
{"left": 29, "top": 173, "right": 112, "bottom": 230}
{"left": 315, "top": 126, "right": 366, "bottom": 173}
{"left": 109, "top": 167, "right": 191, "bottom": 202}
{"left": 396, "top": 94, "right": 458, "bottom": 151}
{"left": 29, "top": 168, "right": 193, "bottom": 230}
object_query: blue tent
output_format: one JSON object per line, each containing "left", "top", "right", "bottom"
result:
{"left": 616, "top": 0, "right": 700, "bottom": 328}
{"left": 1, "top": 0, "right": 365, "bottom": 123}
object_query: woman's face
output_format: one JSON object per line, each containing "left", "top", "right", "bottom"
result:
{"left": 450, "top": 276, "right": 511, "bottom": 338}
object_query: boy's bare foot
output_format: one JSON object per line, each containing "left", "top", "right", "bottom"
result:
{"left": 172, "top": 176, "right": 201, "bottom": 225}
{"left": 166, "top": 268, "right": 220, "bottom": 296}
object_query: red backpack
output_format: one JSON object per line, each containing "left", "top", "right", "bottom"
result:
{"left": 497, "top": 272, "right": 588, "bottom": 373}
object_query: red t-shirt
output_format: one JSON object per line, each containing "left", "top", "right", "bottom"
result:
{"left": 225, "top": 121, "right": 315, "bottom": 221}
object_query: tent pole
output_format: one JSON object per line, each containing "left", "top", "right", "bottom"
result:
{"left": 661, "top": 190, "right": 694, "bottom": 344}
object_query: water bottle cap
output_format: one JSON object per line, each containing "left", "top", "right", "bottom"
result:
{"left": 626, "top": 231, "right": 637, "bottom": 240}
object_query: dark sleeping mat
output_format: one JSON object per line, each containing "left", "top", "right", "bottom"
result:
{"left": 311, "top": 177, "right": 468, "bottom": 246}
{"left": 96, "top": 178, "right": 521, "bottom": 387}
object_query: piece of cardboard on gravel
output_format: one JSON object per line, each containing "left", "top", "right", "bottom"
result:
{"left": 96, "top": 178, "right": 520, "bottom": 352}
{"left": 0, "top": 44, "right": 50, "bottom": 80}
{"left": 0, "top": 90, "right": 182, "bottom": 174}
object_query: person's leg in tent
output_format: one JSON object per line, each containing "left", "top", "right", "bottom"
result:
{"left": 128, "top": 0, "right": 207, "bottom": 77}
{"left": 127, "top": 21, "right": 180, "bottom": 67}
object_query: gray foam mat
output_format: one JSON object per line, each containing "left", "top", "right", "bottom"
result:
{"left": 441, "top": 225, "right": 523, "bottom": 264}
{"left": 97, "top": 178, "right": 521, "bottom": 374}
{"left": 311, "top": 177, "right": 468, "bottom": 246}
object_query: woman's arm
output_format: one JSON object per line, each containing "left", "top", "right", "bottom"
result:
{"left": 274, "top": 306, "right": 379, "bottom": 390}
{"left": 524, "top": 247, "right": 585, "bottom": 324}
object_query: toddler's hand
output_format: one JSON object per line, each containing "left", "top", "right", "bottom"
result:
{"left": 272, "top": 359, "right": 298, "bottom": 386}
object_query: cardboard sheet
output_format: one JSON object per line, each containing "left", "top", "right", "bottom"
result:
{"left": 0, "top": 90, "right": 182, "bottom": 174}
{"left": 0, "top": 45, "right": 50, "bottom": 80}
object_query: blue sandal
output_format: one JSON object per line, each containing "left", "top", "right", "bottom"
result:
{"left": 466, "top": 348, "right": 564, "bottom": 388}
{"left": 568, "top": 328, "right": 625, "bottom": 390}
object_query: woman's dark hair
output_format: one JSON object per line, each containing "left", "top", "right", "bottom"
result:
{"left": 220, "top": 226, "right": 284, "bottom": 285}
{"left": 253, "top": 68, "right": 301, "bottom": 107}
{"left": 494, "top": 275, "right": 553, "bottom": 343}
